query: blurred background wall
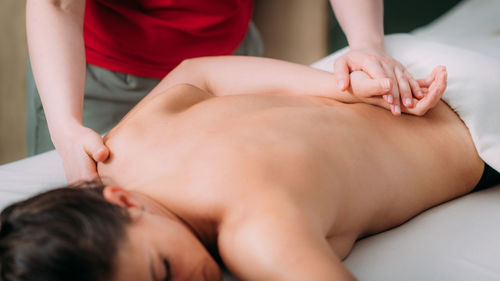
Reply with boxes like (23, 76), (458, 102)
(0, 0), (28, 165)
(0, 0), (462, 165)
(254, 0), (330, 65)
(328, 0), (464, 52)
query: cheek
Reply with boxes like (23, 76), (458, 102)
(112, 232), (154, 281)
(150, 221), (219, 279)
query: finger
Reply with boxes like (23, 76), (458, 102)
(94, 147), (110, 162)
(362, 60), (388, 80)
(417, 66), (443, 87)
(65, 157), (100, 184)
(407, 69), (447, 116)
(405, 70), (423, 99)
(381, 63), (401, 116)
(360, 78), (392, 97)
(83, 137), (110, 162)
(406, 94), (439, 116)
(395, 68), (414, 109)
(333, 57), (350, 91)
(428, 68), (447, 98)
(416, 68), (437, 87)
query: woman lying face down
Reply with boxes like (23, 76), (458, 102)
(0, 56), (496, 281)
(0, 182), (221, 281)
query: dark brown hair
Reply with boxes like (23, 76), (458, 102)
(0, 181), (131, 281)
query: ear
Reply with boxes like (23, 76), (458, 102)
(102, 186), (144, 210)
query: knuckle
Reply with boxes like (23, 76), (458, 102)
(381, 57), (393, 65)
(386, 69), (397, 79)
(365, 52), (377, 59)
(395, 70), (406, 80)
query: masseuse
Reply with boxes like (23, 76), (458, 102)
(26, 0), (420, 182)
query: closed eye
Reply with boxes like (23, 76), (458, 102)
(162, 259), (171, 281)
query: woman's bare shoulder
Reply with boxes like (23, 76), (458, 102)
(99, 84), (214, 186)
(103, 84), (212, 141)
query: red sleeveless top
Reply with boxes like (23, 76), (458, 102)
(84, 0), (253, 78)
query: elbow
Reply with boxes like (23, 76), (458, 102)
(29, 0), (85, 14)
(172, 57), (206, 82)
(170, 58), (200, 81)
(49, 0), (80, 10)
(176, 57), (209, 73)
(175, 58), (197, 73)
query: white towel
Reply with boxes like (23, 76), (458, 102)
(313, 34), (500, 172)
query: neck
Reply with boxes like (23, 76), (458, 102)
(131, 190), (220, 247)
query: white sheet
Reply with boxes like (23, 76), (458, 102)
(1, 0), (500, 280)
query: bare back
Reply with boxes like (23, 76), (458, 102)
(98, 84), (483, 259)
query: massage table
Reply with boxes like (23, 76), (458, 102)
(1, 0), (499, 280)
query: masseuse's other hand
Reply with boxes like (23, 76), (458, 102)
(55, 125), (109, 184)
(350, 66), (447, 116)
(334, 48), (424, 116)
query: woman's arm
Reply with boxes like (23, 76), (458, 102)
(219, 202), (357, 281)
(331, 0), (385, 52)
(27, 0), (86, 142)
(146, 56), (445, 116)
(147, 56), (391, 103)
(27, 0), (109, 182)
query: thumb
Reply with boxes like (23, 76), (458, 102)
(83, 136), (110, 162)
(365, 78), (392, 97)
(333, 58), (350, 91)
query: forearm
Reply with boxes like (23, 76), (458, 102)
(26, 0), (86, 145)
(331, 0), (385, 51)
(149, 56), (361, 104)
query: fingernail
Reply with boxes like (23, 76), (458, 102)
(405, 98), (412, 106)
(388, 95), (394, 103)
(338, 81), (345, 91)
(383, 80), (390, 90)
(417, 91), (423, 97)
(395, 105), (401, 115)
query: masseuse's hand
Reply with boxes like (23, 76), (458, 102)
(349, 65), (447, 116)
(334, 48), (424, 116)
(55, 125), (109, 183)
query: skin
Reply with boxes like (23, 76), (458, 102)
(95, 57), (484, 281)
(332, 0), (424, 116)
(26, 0), (109, 182)
(28, 0), (410, 183)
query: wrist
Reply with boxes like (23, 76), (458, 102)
(49, 119), (84, 147)
(348, 35), (386, 54)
